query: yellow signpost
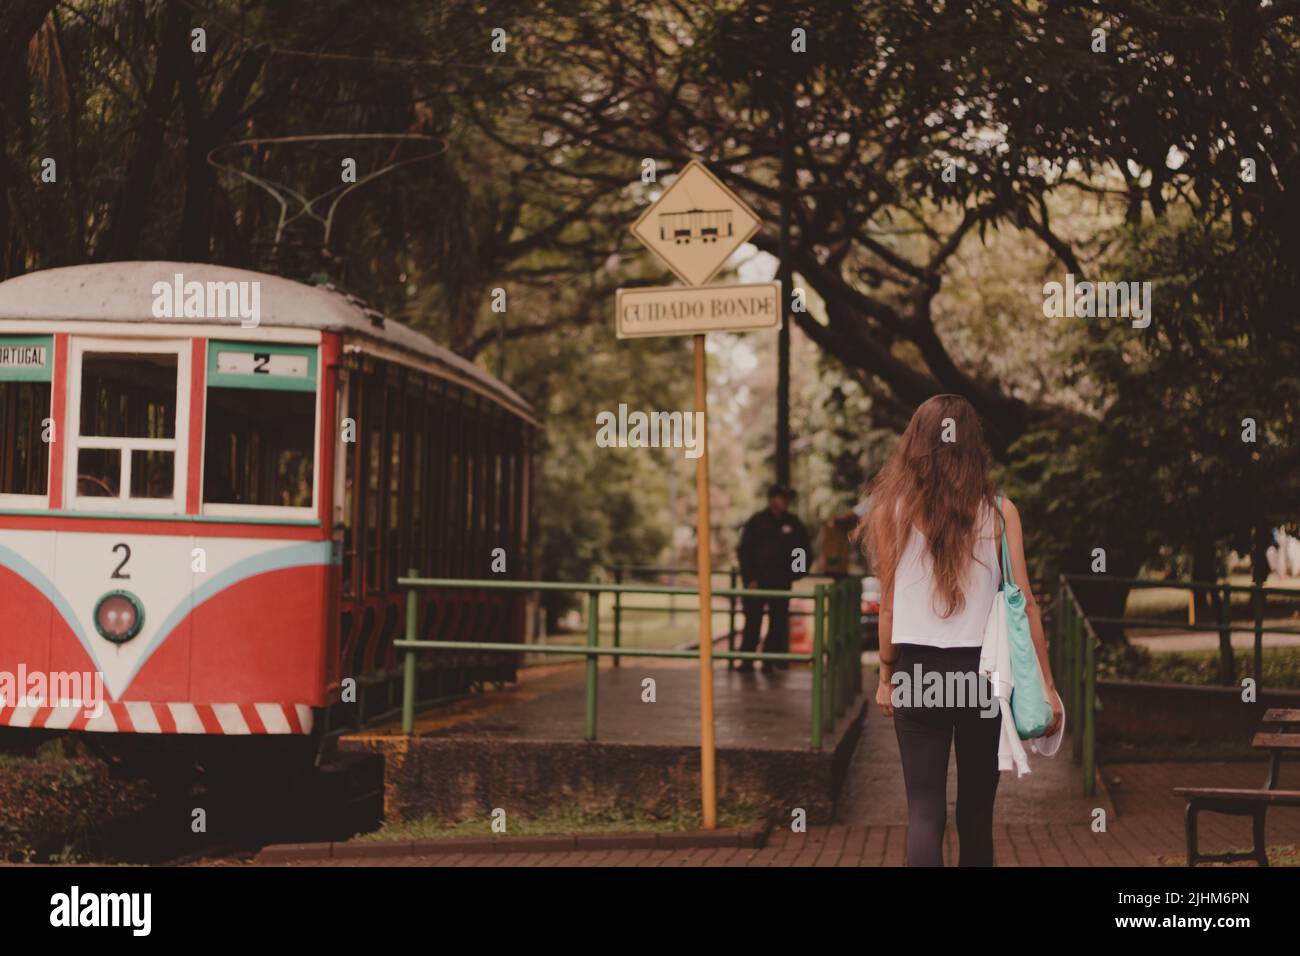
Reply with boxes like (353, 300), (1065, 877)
(622, 160), (777, 829)
(692, 333), (715, 828)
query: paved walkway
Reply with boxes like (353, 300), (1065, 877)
(386, 658), (830, 750)
(837, 673), (1104, 828)
(1131, 627), (1300, 652)
(294, 671), (1300, 867)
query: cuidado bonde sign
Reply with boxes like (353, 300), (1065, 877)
(615, 281), (780, 338)
(617, 159), (780, 338)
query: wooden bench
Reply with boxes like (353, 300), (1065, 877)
(1174, 708), (1300, 866)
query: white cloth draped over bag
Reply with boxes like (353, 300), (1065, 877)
(979, 586), (1065, 777)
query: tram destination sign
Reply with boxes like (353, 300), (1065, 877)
(0, 344), (46, 368)
(215, 349), (310, 378)
(615, 282), (780, 339)
(0, 335), (53, 381)
(208, 340), (317, 392)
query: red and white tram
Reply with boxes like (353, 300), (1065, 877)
(0, 262), (536, 749)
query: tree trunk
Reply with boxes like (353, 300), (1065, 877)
(0, 0), (59, 278)
(96, 0), (189, 261)
(176, 49), (266, 261)
(1194, 539), (1233, 684)
(1251, 522), (1272, 685)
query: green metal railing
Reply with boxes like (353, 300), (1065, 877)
(1064, 575), (1300, 690)
(606, 565), (854, 670)
(1054, 573), (1300, 797)
(1054, 576), (1099, 797)
(395, 572), (864, 750)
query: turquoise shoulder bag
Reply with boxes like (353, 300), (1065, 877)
(995, 497), (1054, 739)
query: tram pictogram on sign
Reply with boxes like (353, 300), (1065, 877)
(658, 208), (734, 245)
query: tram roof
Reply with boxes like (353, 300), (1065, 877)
(0, 261), (536, 424)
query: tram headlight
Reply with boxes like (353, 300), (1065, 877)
(94, 591), (144, 643)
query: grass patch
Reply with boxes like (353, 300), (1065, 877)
(355, 805), (769, 842)
(1123, 576), (1300, 622)
(1098, 643), (1300, 689)
(532, 574), (834, 655)
(1124, 587), (1199, 619)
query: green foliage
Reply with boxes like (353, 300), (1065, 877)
(1098, 642), (1300, 691)
(508, 321), (691, 619)
(792, 360), (894, 519)
(0, 750), (151, 862)
(1010, 215), (1300, 582)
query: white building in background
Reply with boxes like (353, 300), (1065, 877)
(1267, 529), (1300, 580)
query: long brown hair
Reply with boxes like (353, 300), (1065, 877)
(853, 394), (997, 618)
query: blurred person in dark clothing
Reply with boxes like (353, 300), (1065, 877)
(736, 484), (811, 673)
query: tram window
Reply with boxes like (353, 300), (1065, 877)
(388, 431), (402, 532)
(0, 381), (51, 497)
(76, 448), (120, 497)
(364, 425), (381, 590)
(384, 384), (406, 584)
(130, 449), (175, 499)
(79, 353), (177, 438)
(409, 426), (424, 568)
(72, 349), (181, 506)
(203, 388), (315, 508)
(340, 374), (357, 596)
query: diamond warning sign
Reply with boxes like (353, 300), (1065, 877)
(630, 160), (762, 287)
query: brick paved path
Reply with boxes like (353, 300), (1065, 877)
(302, 779), (1299, 867)
(289, 673), (1300, 867)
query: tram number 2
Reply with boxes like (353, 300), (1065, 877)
(252, 353), (270, 373)
(111, 543), (132, 580)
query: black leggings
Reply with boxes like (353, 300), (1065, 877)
(891, 643), (1001, 866)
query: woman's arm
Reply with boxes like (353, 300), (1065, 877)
(875, 574), (896, 717)
(1000, 498), (1063, 735)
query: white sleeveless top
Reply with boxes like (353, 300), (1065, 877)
(891, 501), (1001, 648)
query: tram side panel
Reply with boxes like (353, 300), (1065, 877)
(329, 350), (536, 701)
(185, 536), (330, 712)
(0, 530), (56, 697)
(0, 525), (330, 733)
